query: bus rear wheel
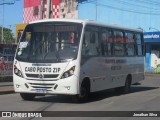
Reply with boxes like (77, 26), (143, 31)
(115, 76), (131, 94)
(20, 93), (36, 101)
(123, 77), (131, 94)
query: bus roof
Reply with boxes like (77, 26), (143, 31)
(29, 19), (143, 33)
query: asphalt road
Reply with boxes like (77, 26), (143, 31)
(0, 75), (160, 120)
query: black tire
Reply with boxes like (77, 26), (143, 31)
(20, 93), (36, 101)
(73, 81), (90, 103)
(123, 78), (131, 94)
(115, 76), (131, 94)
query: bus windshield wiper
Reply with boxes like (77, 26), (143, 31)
(43, 50), (61, 62)
(27, 40), (46, 60)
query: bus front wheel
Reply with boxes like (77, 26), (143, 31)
(73, 80), (90, 103)
(20, 93), (36, 101)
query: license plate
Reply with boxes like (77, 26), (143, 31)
(35, 88), (47, 93)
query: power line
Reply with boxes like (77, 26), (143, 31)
(0, 0), (20, 5)
(98, 3), (160, 15)
(117, 0), (160, 11)
(79, 0), (96, 4)
(81, 0), (160, 15)
(130, 0), (160, 6)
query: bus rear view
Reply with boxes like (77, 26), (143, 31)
(13, 20), (83, 101)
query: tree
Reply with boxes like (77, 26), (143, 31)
(0, 26), (15, 44)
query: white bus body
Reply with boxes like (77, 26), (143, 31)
(13, 19), (145, 102)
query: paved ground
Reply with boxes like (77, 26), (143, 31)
(0, 74), (160, 120)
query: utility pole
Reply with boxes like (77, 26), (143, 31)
(1, 0), (4, 43)
(40, 0), (45, 19)
(47, 0), (52, 19)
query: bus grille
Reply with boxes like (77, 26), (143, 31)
(28, 83), (56, 91)
(26, 74), (59, 78)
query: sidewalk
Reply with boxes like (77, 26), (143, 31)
(145, 73), (160, 77)
(0, 82), (14, 95)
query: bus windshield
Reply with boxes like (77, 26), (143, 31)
(15, 22), (82, 63)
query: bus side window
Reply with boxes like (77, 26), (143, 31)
(82, 31), (90, 56)
(90, 32), (96, 43)
(125, 32), (135, 56)
(107, 30), (113, 56)
(82, 27), (100, 56)
(100, 32), (106, 56)
(113, 31), (125, 56)
(135, 33), (142, 56)
(99, 29), (113, 56)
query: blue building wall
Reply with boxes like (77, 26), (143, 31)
(78, 0), (160, 31)
(145, 44), (151, 70)
(144, 32), (160, 71)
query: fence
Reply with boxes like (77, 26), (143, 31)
(0, 44), (17, 81)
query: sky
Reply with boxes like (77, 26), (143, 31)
(0, 0), (23, 34)
(78, 0), (160, 32)
(1, 0), (160, 35)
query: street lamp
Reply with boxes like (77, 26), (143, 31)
(137, 27), (145, 32)
(149, 27), (159, 32)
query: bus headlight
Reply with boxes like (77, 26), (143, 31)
(14, 65), (23, 78)
(61, 66), (75, 79)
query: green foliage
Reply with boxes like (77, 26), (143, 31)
(156, 64), (160, 73)
(0, 26), (15, 43)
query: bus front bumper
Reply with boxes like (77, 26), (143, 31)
(13, 75), (79, 95)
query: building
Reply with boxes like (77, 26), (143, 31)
(16, 0), (78, 43)
(23, 0), (78, 23)
(144, 32), (160, 72)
